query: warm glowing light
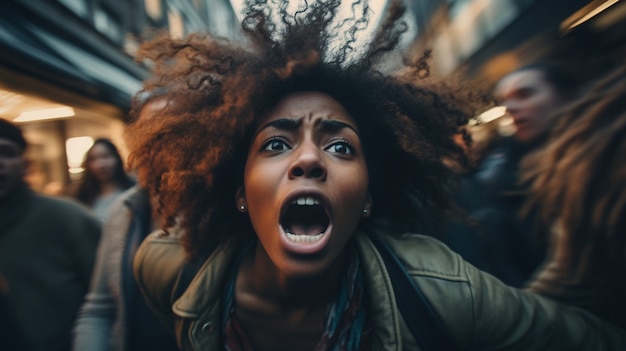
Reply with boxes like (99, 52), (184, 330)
(564, 0), (619, 31)
(479, 106), (506, 123)
(69, 167), (86, 174)
(471, 106), (506, 126)
(66, 136), (94, 170)
(15, 106), (75, 122)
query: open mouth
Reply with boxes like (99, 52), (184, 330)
(281, 196), (329, 243)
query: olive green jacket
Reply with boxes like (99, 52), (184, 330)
(134, 230), (626, 350)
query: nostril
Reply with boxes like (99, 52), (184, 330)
(310, 168), (324, 178)
(292, 167), (305, 177)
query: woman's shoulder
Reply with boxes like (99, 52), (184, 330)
(134, 229), (186, 280)
(376, 232), (468, 282)
(133, 229), (187, 312)
(30, 193), (100, 229)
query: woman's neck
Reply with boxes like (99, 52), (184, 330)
(99, 181), (119, 196)
(232, 243), (349, 350)
(237, 242), (348, 313)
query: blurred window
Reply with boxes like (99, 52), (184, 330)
(145, 0), (163, 21)
(58, 0), (89, 18)
(168, 9), (185, 39)
(94, 7), (123, 44)
(449, 0), (520, 58)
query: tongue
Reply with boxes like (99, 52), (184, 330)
(287, 223), (326, 236)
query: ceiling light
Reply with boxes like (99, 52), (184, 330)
(470, 106), (506, 126)
(14, 106), (75, 122)
(561, 0), (619, 33)
(66, 136), (94, 169)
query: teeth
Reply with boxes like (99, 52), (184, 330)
(286, 232), (324, 243)
(292, 196), (320, 206)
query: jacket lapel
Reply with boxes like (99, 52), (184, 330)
(355, 232), (403, 351)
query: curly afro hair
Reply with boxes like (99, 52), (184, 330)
(125, 0), (475, 261)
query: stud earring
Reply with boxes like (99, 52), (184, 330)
(238, 201), (247, 213)
(363, 209), (368, 214)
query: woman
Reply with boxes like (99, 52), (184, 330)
(522, 65), (626, 328)
(126, 1), (626, 350)
(72, 138), (135, 222)
(73, 97), (177, 351)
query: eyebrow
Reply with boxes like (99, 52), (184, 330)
(256, 118), (359, 136)
(257, 118), (301, 134)
(318, 119), (358, 135)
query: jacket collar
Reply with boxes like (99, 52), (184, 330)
(171, 232), (402, 350)
(354, 231), (403, 350)
(123, 186), (150, 212)
(172, 239), (240, 318)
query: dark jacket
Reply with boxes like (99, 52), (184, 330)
(0, 185), (101, 351)
(134, 228), (626, 350)
(0, 274), (31, 351)
(444, 137), (547, 287)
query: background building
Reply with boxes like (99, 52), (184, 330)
(399, 0), (626, 142)
(0, 0), (240, 194)
(402, 0), (626, 81)
(2, 0), (625, 194)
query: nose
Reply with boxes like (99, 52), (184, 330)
(503, 99), (521, 116)
(288, 142), (327, 181)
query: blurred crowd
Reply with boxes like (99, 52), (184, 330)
(443, 61), (626, 328)
(1, 1), (625, 350)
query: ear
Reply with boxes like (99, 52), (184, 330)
(235, 187), (247, 213)
(362, 192), (373, 218)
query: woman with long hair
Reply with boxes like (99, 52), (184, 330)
(72, 138), (135, 222)
(522, 65), (626, 328)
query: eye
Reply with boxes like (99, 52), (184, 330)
(326, 141), (354, 155)
(515, 87), (535, 99)
(262, 138), (291, 152)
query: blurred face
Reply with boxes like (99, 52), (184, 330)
(494, 69), (565, 144)
(0, 137), (27, 200)
(87, 143), (118, 183)
(241, 92), (372, 277)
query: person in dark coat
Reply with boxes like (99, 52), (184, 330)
(444, 63), (581, 287)
(0, 118), (101, 351)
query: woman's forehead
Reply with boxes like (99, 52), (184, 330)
(258, 91), (357, 127)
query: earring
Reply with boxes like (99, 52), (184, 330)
(363, 209), (368, 214)
(238, 200), (247, 213)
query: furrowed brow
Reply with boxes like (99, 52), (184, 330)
(318, 119), (358, 135)
(256, 118), (301, 135)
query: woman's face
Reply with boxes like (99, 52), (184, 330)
(87, 143), (118, 183)
(242, 91), (371, 277)
(494, 69), (566, 144)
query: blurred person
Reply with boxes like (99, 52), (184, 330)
(0, 273), (30, 351)
(495, 63), (577, 144)
(0, 118), (101, 351)
(72, 96), (177, 351)
(444, 62), (581, 287)
(521, 64), (626, 328)
(127, 1), (626, 349)
(71, 138), (136, 222)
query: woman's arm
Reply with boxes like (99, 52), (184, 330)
(72, 220), (118, 351)
(72, 193), (134, 351)
(466, 256), (626, 350)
